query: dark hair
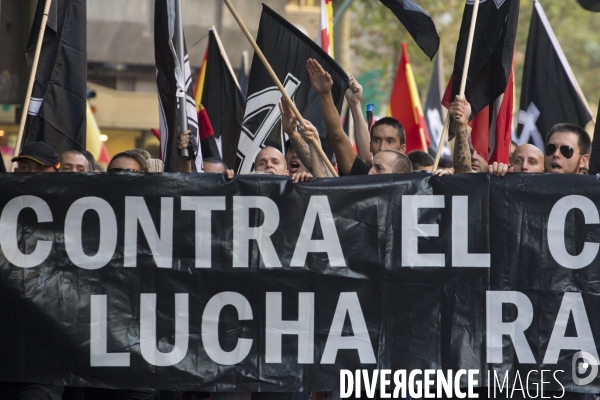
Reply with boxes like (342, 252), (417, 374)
(84, 150), (96, 171)
(284, 139), (292, 153)
(371, 117), (406, 145)
(546, 123), (591, 155)
(94, 163), (105, 172)
(438, 156), (453, 169)
(203, 157), (229, 170)
(108, 150), (149, 172)
(407, 150), (434, 169)
(61, 149), (93, 171)
(379, 149), (413, 173)
(129, 148), (151, 160)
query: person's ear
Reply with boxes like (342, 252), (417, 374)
(580, 154), (590, 168)
(400, 143), (407, 154)
(284, 169), (290, 176)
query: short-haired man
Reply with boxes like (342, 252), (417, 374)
(202, 157), (235, 179)
(307, 58), (408, 176)
(12, 142), (59, 172)
(511, 144), (544, 173)
(544, 123), (590, 174)
(370, 117), (407, 155)
(59, 150), (92, 172)
(407, 150), (434, 172)
(369, 149), (413, 174)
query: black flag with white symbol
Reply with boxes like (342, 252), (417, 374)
(515, 0), (592, 149)
(155, 0), (201, 172)
(23, 0), (87, 154)
(237, 5), (348, 174)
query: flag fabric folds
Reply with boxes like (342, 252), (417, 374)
(379, 0), (439, 60)
(154, 0), (200, 172)
(237, 5), (348, 174)
(23, 0), (87, 154)
(194, 29), (245, 169)
(389, 43), (430, 153)
(514, 0), (592, 150)
(442, 0), (519, 164)
(316, 0), (334, 57)
(577, 0), (600, 11)
(424, 54), (451, 157)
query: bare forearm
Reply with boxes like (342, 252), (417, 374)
(349, 101), (372, 164)
(309, 141), (333, 178)
(288, 131), (313, 173)
(453, 124), (472, 174)
(319, 92), (356, 175)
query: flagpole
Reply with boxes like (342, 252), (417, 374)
(432, 0), (480, 171)
(174, 0), (189, 159)
(222, 0), (339, 178)
(211, 26), (241, 91)
(11, 0), (53, 172)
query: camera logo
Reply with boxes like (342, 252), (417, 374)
(572, 351), (599, 386)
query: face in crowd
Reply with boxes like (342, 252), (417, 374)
(203, 160), (226, 173)
(511, 144), (544, 173)
(59, 151), (91, 172)
(370, 118), (407, 155)
(108, 155), (143, 173)
(470, 147), (488, 173)
(285, 148), (308, 175)
(368, 150), (412, 175)
(544, 128), (590, 174)
(12, 142), (59, 173)
(254, 146), (289, 176)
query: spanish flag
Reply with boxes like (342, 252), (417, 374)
(388, 42), (430, 153)
(316, 0), (334, 57)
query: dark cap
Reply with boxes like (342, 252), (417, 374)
(12, 142), (60, 168)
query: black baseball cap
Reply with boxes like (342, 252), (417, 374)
(12, 142), (60, 169)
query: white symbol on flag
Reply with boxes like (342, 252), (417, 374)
(516, 102), (544, 149)
(237, 74), (300, 174)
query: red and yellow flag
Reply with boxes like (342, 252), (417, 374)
(193, 46), (209, 111)
(389, 42), (430, 153)
(316, 0), (334, 57)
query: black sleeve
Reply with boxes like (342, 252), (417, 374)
(348, 156), (371, 175)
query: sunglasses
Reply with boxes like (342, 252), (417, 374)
(107, 168), (140, 173)
(544, 144), (577, 159)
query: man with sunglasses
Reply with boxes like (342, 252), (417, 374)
(544, 123), (590, 174)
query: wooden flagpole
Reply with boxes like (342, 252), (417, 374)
(11, 0), (53, 172)
(432, 0), (480, 171)
(222, 0), (339, 177)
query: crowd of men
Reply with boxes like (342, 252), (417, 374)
(4, 58), (594, 400)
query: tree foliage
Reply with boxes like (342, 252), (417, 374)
(350, 0), (600, 115)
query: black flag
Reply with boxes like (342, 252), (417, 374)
(424, 54), (450, 157)
(577, 0), (600, 11)
(198, 29), (245, 169)
(236, 5), (348, 174)
(443, 0), (519, 117)
(514, 0), (592, 149)
(589, 99), (600, 174)
(154, 0), (200, 172)
(23, 0), (86, 154)
(379, 0), (440, 60)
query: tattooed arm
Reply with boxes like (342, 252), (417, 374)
(279, 100), (313, 173)
(298, 120), (333, 178)
(449, 96), (473, 174)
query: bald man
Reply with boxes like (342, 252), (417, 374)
(488, 144), (545, 176)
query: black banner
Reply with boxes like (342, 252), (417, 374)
(0, 173), (600, 394)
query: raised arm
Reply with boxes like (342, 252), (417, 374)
(345, 76), (372, 165)
(279, 100), (312, 173)
(298, 120), (333, 178)
(307, 58), (357, 176)
(448, 96), (472, 174)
